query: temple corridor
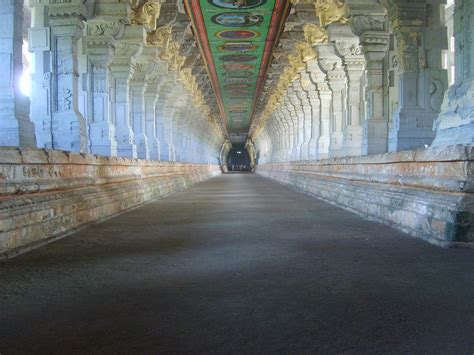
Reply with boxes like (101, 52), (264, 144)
(1, 174), (473, 354)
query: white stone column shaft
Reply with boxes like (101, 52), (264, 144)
(48, 2), (90, 152)
(432, 0), (474, 146)
(0, 0), (36, 148)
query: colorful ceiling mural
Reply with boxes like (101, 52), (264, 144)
(185, 0), (289, 135)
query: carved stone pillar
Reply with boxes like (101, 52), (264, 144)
(268, 115), (279, 162)
(296, 77), (312, 160)
(301, 70), (320, 160)
(48, 1), (90, 152)
(0, 0), (36, 148)
(342, 55), (365, 157)
(130, 66), (149, 159)
(272, 111), (281, 162)
(350, 12), (390, 155)
(277, 108), (291, 162)
(110, 27), (144, 158)
(289, 85), (304, 160)
(171, 98), (186, 162)
(29, 0), (51, 148)
(317, 43), (346, 158)
(384, 0), (448, 151)
(282, 93), (297, 161)
(162, 100), (175, 161)
(284, 100), (297, 161)
(308, 60), (332, 159)
(155, 96), (166, 159)
(432, 0), (473, 146)
(330, 26), (365, 157)
(84, 17), (123, 157)
(144, 78), (160, 160)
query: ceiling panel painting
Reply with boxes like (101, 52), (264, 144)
(185, 0), (289, 135)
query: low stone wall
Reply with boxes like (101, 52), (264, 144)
(0, 148), (220, 258)
(257, 145), (473, 246)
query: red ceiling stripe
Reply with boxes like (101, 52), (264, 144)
(184, 0), (228, 133)
(249, 0), (290, 132)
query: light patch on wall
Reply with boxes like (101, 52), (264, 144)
(20, 40), (31, 97)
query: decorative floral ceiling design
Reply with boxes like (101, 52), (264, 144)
(185, 0), (289, 136)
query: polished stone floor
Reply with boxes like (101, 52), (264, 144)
(0, 174), (473, 354)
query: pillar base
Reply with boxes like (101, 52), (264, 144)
(117, 143), (137, 158)
(343, 125), (363, 157)
(363, 118), (388, 155)
(329, 132), (344, 158)
(160, 143), (175, 161)
(318, 136), (330, 160)
(308, 138), (318, 160)
(300, 143), (310, 161)
(51, 111), (88, 153)
(389, 111), (437, 152)
(89, 122), (118, 157)
(135, 134), (150, 160)
(148, 138), (160, 161)
(0, 117), (36, 148)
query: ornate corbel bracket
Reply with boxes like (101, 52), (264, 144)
(315, 0), (348, 28)
(304, 23), (329, 45)
(130, 0), (162, 31)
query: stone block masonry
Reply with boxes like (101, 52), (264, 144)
(257, 145), (473, 247)
(0, 147), (220, 258)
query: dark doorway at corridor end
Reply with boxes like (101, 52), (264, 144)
(227, 144), (252, 172)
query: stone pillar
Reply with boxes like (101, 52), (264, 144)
(172, 102), (184, 162)
(308, 61), (332, 160)
(288, 86), (304, 160)
(273, 117), (283, 162)
(296, 77), (312, 160)
(317, 43), (346, 158)
(350, 13), (390, 155)
(283, 93), (297, 161)
(432, 0), (474, 146)
(162, 100), (175, 161)
(109, 27), (144, 158)
(282, 104), (294, 161)
(155, 96), (166, 160)
(269, 116), (279, 161)
(130, 72), (149, 159)
(0, 0), (36, 148)
(385, 0), (448, 151)
(279, 110), (288, 162)
(145, 78), (160, 160)
(110, 65), (136, 158)
(331, 27), (365, 157)
(87, 54), (118, 156)
(48, 1), (91, 152)
(84, 18), (123, 157)
(275, 109), (286, 161)
(29, 0), (51, 148)
(343, 57), (365, 156)
(301, 70), (320, 160)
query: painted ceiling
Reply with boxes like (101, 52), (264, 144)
(185, 0), (289, 139)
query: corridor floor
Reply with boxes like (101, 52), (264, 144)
(0, 174), (473, 354)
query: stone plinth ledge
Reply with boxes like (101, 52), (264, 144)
(257, 145), (473, 247)
(0, 147), (220, 258)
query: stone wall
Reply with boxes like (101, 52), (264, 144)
(0, 147), (220, 258)
(256, 145), (473, 247)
